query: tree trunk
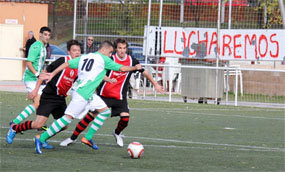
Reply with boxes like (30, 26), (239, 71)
(189, 1), (200, 27)
(52, 0), (58, 40)
(123, 1), (130, 32)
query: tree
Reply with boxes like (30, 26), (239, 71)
(254, 0), (283, 28)
(51, 0), (73, 40)
(112, 0), (147, 36)
(188, 0), (203, 27)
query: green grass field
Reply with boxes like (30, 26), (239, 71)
(0, 91), (284, 171)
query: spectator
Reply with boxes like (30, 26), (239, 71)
(20, 31), (36, 58)
(86, 36), (99, 54)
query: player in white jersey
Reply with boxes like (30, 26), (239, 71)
(34, 41), (142, 154)
(60, 38), (164, 148)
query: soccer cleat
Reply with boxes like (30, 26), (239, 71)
(60, 138), (76, 147)
(10, 122), (24, 135)
(6, 123), (16, 144)
(41, 125), (48, 131)
(112, 130), (124, 147)
(42, 141), (53, 149)
(34, 135), (43, 154)
(37, 125), (48, 132)
(81, 137), (98, 150)
(9, 122), (24, 135)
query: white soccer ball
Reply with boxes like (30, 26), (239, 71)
(127, 142), (144, 159)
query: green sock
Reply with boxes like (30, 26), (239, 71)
(40, 115), (72, 143)
(13, 105), (35, 124)
(85, 109), (111, 140)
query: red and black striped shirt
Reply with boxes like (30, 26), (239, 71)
(98, 54), (140, 100)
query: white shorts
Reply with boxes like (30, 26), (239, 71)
(65, 91), (107, 119)
(24, 81), (45, 94)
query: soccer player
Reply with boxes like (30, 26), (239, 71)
(60, 38), (163, 148)
(6, 27), (51, 130)
(6, 40), (81, 147)
(34, 41), (142, 154)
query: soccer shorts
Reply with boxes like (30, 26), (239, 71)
(24, 81), (45, 94)
(65, 91), (107, 119)
(36, 93), (66, 120)
(101, 96), (129, 117)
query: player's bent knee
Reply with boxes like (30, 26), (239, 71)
(100, 107), (109, 112)
(120, 112), (129, 117)
(33, 96), (41, 109)
(33, 102), (40, 109)
(65, 114), (74, 120)
(61, 126), (68, 131)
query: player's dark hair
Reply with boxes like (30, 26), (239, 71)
(99, 40), (114, 50)
(40, 26), (51, 33)
(67, 39), (81, 51)
(114, 38), (128, 49)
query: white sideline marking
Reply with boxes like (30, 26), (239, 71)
(1, 128), (284, 152)
(0, 137), (281, 153)
(224, 127), (236, 130)
(0, 137), (283, 153)
(131, 108), (285, 120)
(132, 106), (285, 112)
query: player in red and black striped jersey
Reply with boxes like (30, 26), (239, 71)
(6, 40), (81, 146)
(60, 38), (164, 147)
(99, 51), (142, 100)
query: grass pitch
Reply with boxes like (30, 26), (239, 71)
(0, 91), (284, 171)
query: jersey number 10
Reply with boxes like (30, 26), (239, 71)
(81, 59), (94, 72)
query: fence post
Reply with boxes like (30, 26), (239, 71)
(73, 0), (77, 39)
(228, 0), (232, 29)
(225, 0), (233, 105)
(216, 0), (222, 105)
(180, 0), (184, 24)
(235, 69), (238, 106)
(143, 0), (153, 99)
(279, 0), (285, 29)
(225, 62), (229, 105)
(83, 0), (89, 54)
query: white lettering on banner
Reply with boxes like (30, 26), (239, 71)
(144, 26), (285, 61)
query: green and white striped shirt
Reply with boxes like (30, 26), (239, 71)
(23, 41), (46, 82)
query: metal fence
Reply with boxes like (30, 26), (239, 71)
(0, 1), (284, 107)
(71, 0), (285, 107)
(0, 0), (278, 108)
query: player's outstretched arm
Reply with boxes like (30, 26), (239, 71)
(40, 62), (69, 83)
(142, 70), (164, 94)
(120, 64), (142, 72)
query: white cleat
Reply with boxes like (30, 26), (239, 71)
(60, 138), (76, 147)
(112, 130), (124, 147)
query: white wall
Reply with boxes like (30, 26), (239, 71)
(0, 24), (24, 80)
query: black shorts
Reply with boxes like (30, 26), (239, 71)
(101, 96), (129, 117)
(36, 93), (67, 120)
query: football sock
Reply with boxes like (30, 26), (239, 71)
(115, 116), (129, 135)
(85, 109), (111, 140)
(12, 120), (32, 133)
(12, 105), (35, 124)
(40, 115), (72, 143)
(71, 112), (94, 140)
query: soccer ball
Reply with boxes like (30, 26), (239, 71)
(127, 142), (144, 159)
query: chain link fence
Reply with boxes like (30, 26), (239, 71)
(73, 0), (285, 107)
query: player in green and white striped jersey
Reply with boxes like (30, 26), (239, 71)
(34, 41), (142, 154)
(6, 27), (51, 143)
